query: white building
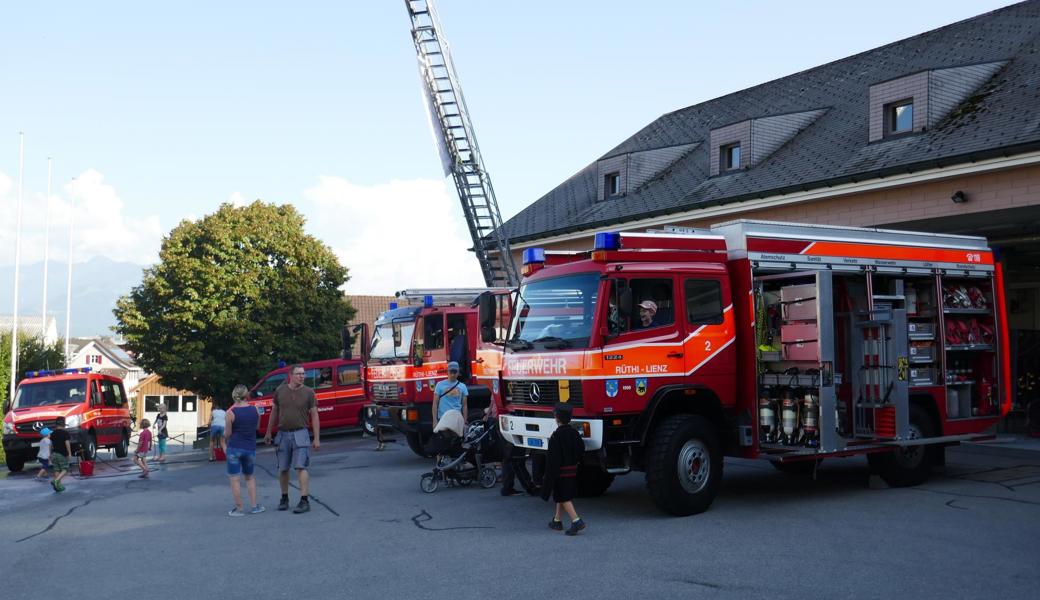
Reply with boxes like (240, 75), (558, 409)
(0, 315), (59, 346)
(67, 337), (147, 398)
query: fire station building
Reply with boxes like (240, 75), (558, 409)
(501, 1), (1040, 411)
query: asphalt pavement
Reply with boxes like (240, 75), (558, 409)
(1, 432), (1039, 600)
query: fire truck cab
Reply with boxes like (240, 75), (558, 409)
(492, 220), (1010, 516)
(2, 368), (132, 472)
(363, 288), (509, 457)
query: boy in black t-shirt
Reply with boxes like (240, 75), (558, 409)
(541, 403), (587, 535)
(49, 417), (72, 493)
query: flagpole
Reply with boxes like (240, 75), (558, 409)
(9, 132), (25, 401)
(64, 178), (75, 366)
(42, 157), (53, 329)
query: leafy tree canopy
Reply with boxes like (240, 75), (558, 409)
(114, 201), (355, 400)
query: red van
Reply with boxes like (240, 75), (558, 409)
(248, 358), (368, 435)
(2, 368), (132, 472)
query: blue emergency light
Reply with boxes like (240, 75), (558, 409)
(389, 302), (398, 310)
(522, 248), (546, 265)
(424, 295), (434, 308)
(594, 232), (621, 251)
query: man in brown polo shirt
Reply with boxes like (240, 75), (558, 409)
(263, 364), (320, 513)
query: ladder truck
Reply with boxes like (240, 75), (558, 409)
(405, 0), (519, 287)
(363, 288), (510, 457)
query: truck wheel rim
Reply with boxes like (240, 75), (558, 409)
(677, 440), (710, 494)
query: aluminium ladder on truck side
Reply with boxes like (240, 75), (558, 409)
(395, 287), (509, 307)
(405, 0), (520, 287)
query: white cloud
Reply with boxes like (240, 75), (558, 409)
(300, 176), (485, 295)
(0, 169), (162, 266)
(228, 191), (248, 208)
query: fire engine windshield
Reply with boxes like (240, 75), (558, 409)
(13, 380), (88, 408)
(370, 319), (415, 360)
(508, 272), (601, 350)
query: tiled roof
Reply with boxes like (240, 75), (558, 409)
(502, 1), (1040, 243)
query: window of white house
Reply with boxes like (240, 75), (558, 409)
(163, 395), (180, 412)
(182, 396), (198, 412)
(886, 99), (913, 135)
(721, 143), (741, 171)
(603, 172), (621, 199)
(145, 395), (161, 412)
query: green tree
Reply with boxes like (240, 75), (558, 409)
(0, 331), (67, 407)
(113, 201), (355, 400)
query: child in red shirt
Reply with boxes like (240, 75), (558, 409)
(134, 419), (152, 479)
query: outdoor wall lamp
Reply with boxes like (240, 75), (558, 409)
(950, 190), (968, 203)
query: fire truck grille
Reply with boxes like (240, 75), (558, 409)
(506, 380), (583, 408)
(16, 419), (60, 434)
(371, 383), (400, 402)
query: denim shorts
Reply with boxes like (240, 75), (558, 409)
(226, 448), (256, 477)
(38, 458), (52, 472)
(275, 429), (310, 472)
(210, 426), (225, 439)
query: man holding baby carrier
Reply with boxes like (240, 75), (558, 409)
(431, 361), (468, 436)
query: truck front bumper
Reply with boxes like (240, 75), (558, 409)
(364, 404), (431, 435)
(498, 414), (603, 451)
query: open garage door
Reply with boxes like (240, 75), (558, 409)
(887, 206), (1040, 432)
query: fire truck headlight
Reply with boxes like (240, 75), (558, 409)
(65, 415), (81, 429)
(400, 409), (408, 421)
(2, 421), (13, 435)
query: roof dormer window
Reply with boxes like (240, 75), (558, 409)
(604, 172), (621, 199)
(721, 143), (741, 171)
(886, 99), (913, 136)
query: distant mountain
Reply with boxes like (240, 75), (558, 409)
(0, 257), (147, 337)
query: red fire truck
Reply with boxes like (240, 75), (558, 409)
(3, 368), (132, 471)
(363, 288), (508, 457)
(247, 358), (366, 435)
(490, 220), (1010, 515)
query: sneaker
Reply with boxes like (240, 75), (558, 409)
(51, 480), (58, 492)
(250, 505), (266, 515)
(228, 507), (245, 517)
(277, 497), (290, 511)
(293, 499), (310, 514)
(138, 473), (149, 479)
(565, 519), (586, 536)
(548, 519), (563, 531)
(55, 482), (65, 493)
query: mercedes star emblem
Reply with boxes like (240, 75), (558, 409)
(529, 382), (541, 403)
(34, 421), (44, 431)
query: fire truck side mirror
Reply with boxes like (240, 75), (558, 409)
(480, 325), (495, 344)
(619, 288), (634, 318)
(477, 293), (496, 330)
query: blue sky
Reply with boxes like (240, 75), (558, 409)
(0, 0), (1018, 293)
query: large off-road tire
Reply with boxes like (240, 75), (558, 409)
(645, 415), (723, 516)
(114, 430), (130, 458)
(576, 465), (615, 497)
(868, 405), (936, 487)
(5, 453), (26, 472)
(406, 432), (435, 458)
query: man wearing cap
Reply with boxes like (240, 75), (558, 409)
(432, 361), (469, 432)
(635, 300), (661, 329)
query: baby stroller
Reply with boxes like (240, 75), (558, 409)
(420, 418), (499, 493)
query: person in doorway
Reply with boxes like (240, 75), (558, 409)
(209, 402), (227, 461)
(134, 418), (152, 479)
(49, 418), (72, 492)
(154, 403), (169, 463)
(225, 385), (264, 516)
(264, 364), (320, 514)
(34, 428), (54, 482)
(542, 403), (586, 535)
(635, 300), (661, 329)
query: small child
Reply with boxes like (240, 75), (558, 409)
(135, 418), (152, 479)
(49, 418), (72, 493)
(541, 403), (587, 535)
(34, 427), (54, 482)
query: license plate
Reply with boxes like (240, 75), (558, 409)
(528, 437), (543, 448)
(379, 409), (389, 418)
